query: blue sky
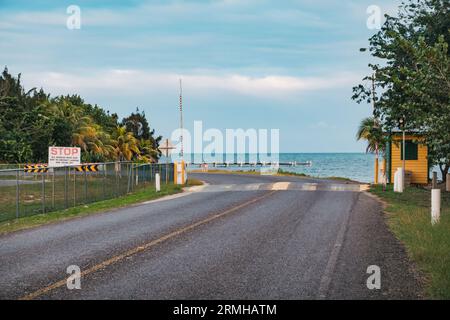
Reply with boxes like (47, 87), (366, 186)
(0, 0), (401, 152)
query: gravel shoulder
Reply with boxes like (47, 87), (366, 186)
(328, 192), (424, 299)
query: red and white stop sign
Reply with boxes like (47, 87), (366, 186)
(48, 146), (81, 167)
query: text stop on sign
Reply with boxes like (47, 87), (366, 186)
(48, 146), (81, 167)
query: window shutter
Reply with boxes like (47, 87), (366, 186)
(401, 141), (418, 160)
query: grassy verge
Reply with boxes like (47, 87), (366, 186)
(276, 169), (354, 182)
(190, 169), (262, 175)
(370, 185), (450, 299)
(0, 180), (202, 236)
(190, 168), (354, 182)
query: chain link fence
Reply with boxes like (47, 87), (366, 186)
(0, 162), (174, 223)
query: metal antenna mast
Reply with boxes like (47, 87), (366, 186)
(179, 79), (184, 159)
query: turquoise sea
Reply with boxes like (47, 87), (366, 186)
(179, 153), (376, 183)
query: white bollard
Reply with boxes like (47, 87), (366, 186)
(396, 168), (404, 193)
(155, 173), (161, 192)
(431, 188), (441, 225)
(393, 169), (398, 192)
(394, 168), (404, 193)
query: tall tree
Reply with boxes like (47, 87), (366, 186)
(0, 67), (162, 164)
(352, 0), (450, 180)
(121, 108), (161, 161)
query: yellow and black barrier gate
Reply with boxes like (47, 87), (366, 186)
(75, 164), (99, 172)
(24, 164), (48, 173)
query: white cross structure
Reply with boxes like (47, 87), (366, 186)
(159, 139), (176, 159)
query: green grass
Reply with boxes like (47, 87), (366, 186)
(370, 185), (450, 299)
(0, 171), (133, 222)
(190, 169), (261, 175)
(0, 181), (201, 236)
(276, 169), (355, 182)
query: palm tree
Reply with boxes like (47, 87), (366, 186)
(356, 117), (386, 154)
(45, 98), (84, 124)
(357, 117), (387, 184)
(112, 126), (140, 161)
(73, 122), (115, 161)
(138, 138), (158, 163)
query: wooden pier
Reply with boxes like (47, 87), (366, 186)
(187, 161), (312, 167)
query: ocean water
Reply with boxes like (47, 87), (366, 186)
(178, 153), (376, 183)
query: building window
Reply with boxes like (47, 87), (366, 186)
(400, 140), (418, 160)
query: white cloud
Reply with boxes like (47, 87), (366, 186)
(23, 69), (360, 99)
(0, 0), (329, 30)
(308, 121), (339, 130)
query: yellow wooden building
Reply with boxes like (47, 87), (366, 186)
(385, 133), (429, 185)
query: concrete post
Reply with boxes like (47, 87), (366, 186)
(155, 173), (161, 192)
(135, 166), (139, 186)
(394, 168), (404, 193)
(431, 189), (441, 225)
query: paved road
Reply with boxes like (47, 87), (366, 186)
(0, 173), (422, 299)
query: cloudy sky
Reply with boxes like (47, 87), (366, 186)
(0, 0), (400, 152)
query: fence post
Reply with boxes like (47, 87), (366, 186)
(130, 163), (134, 191)
(129, 163), (132, 192)
(52, 169), (55, 209)
(16, 169), (20, 219)
(73, 168), (76, 206)
(41, 172), (46, 213)
(103, 164), (107, 200)
(135, 164), (139, 187)
(127, 163), (131, 193)
(145, 164), (148, 184)
(165, 163), (169, 184)
(116, 163), (119, 196)
(132, 163), (134, 191)
(64, 166), (68, 209)
(84, 170), (88, 203)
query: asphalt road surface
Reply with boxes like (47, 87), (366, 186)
(0, 173), (422, 300)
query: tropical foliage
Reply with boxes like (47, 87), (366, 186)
(353, 0), (450, 179)
(0, 68), (161, 163)
(356, 117), (386, 154)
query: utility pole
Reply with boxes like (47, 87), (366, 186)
(372, 72), (379, 185)
(402, 117), (406, 189)
(398, 115), (406, 191)
(179, 79), (184, 160)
